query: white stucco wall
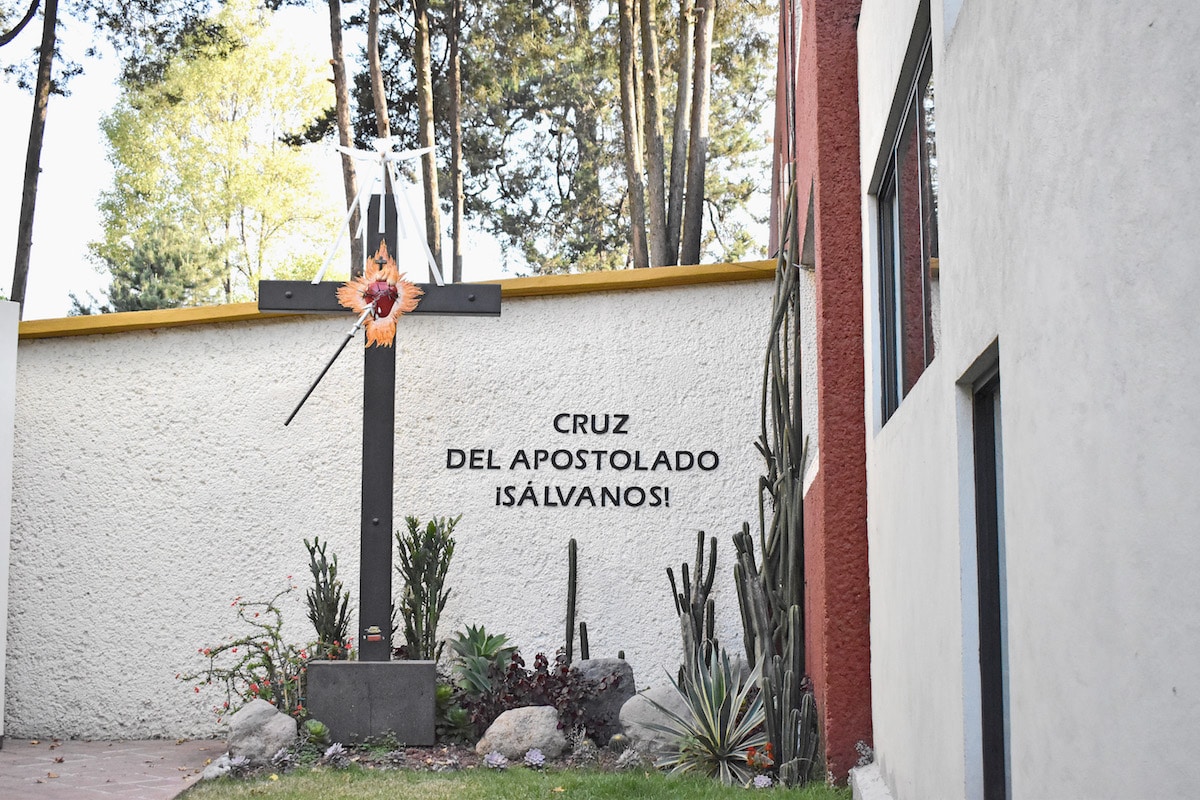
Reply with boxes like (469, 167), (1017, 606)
(0, 301), (17, 742)
(4, 275), (821, 740)
(860, 1), (1200, 798)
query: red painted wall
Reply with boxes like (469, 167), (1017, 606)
(777, 0), (872, 781)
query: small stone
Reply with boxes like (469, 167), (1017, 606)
(201, 754), (232, 781)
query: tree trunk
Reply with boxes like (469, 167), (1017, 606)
(639, 0), (667, 267)
(328, 0), (364, 277)
(368, 0), (391, 140)
(448, 0), (464, 282)
(569, 0), (601, 254)
(618, 0), (648, 268)
(413, 0), (442, 270)
(679, 0), (713, 266)
(10, 0), (57, 318)
(666, 0), (693, 265)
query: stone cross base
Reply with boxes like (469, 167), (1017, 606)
(305, 661), (436, 746)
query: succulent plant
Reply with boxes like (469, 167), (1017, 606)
(303, 718), (331, 745)
(483, 750), (509, 770)
(322, 742), (350, 768)
(731, 188), (820, 787)
(644, 648), (767, 786)
(523, 748), (545, 768)
(304, 538), (351, 661)
(667, 531), (718, 676)
(395, 515), (458, 661)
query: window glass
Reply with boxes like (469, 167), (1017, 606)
(878, 40), (939, 421)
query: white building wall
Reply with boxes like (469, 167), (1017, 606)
(0, 301), (18, 744)
(4, 276), (819, 740)
(860, 1), (1200, 798)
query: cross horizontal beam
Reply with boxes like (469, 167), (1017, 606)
(258, 280), (501, 316)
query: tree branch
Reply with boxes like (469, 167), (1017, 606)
(0, 0), (40, 48)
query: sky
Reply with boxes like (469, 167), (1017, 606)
(0, 6), (509, 320)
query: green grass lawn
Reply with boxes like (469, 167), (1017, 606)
(181, 766), (852, 800)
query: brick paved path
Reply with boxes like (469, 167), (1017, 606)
(0, 738), (223, 799)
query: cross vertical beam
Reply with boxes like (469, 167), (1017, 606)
(258, 191), (499, 666)
(358, 191), (399, 662)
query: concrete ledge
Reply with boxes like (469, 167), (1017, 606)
(850, 762), (896, 800)
(305, 660), (436, 746)
(18, 261), (775, 340)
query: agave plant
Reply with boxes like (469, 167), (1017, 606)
(645, 649), (768, 786)
(448, 624), (517, 695)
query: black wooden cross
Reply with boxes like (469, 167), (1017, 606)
(258, 189), (501, 661)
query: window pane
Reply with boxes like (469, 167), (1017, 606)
(897, 90), (926, 395)
(919, 60), (940, 367)
(876, 38), (940, 423)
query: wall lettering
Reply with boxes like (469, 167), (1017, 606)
(445, 414), (720, 508)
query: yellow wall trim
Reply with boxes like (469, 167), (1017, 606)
(18, 261), (776, 340)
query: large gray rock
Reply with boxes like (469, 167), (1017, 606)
(228, 699), (297, 763)
(476, 706), (567, 759)
(570, 657), (636, 742)
(619, 682), (690, 756)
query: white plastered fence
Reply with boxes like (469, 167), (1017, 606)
(1, 301), (17, 745)
(5, 268), (818, 740)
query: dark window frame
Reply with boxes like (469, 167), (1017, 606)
(873, 16), (939, 423)
(972, 367), (1008, 800)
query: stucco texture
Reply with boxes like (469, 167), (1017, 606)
(5, 278), (804, 740)
(860, 0), (1200, 798)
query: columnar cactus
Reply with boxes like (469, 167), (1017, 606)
(566, 537), (578, 664)
(667, 530), (718, 674)
(732, 187), (820, 786)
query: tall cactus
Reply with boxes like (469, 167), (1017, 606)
(732, 182), (820, 786)
(667, 530), (718, 674)
(395, 515), (458, 661)
(565, 537), (578, 664)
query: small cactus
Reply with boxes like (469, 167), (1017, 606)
(668, 530), (719, 674)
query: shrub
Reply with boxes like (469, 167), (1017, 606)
(180, 584), (309, 720)
(459, 648), (617, 737)
(435, 682), (475, 743)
